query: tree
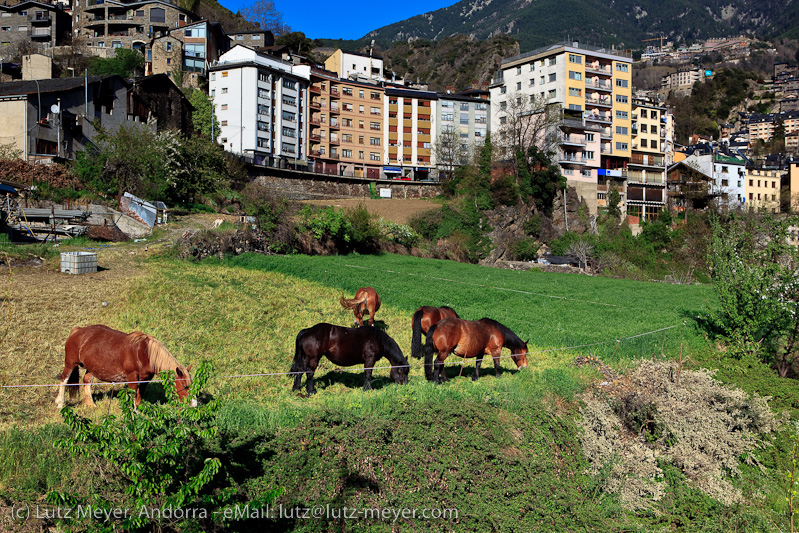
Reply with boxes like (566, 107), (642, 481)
(275, 31), (316, 58)
(515, 145), (566, 216)
(433, 125), (460, 188)
(606, 186), (622, 221)
(495, 92), (560, 163)
(239, 0), (291, 36)
(186, 88), (219, 141)
(87, 48), (144, 77)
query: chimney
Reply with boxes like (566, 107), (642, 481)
(573, 41), (579, 48)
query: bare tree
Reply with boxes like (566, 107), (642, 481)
(567, 238), (594, 272)
(495, 92), (561, 162)
(239, 0), (291, 36)
(433, 125), (460, 182)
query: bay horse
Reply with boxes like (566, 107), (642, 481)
(56, 325), (194, 408)
(340, 287), (381, 326)
(410, 305), (460, 360)
(424, 317), (528, 383)
(291, 323), (408, 395)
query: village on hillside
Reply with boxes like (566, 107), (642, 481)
(0, 0), (798, 236)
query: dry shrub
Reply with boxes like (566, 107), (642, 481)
(579, 359), (777, 510)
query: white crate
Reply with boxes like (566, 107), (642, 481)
(61, 252), (97, 275)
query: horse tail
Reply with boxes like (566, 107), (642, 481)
(339, 294), (363, 310)
(423, 323), (438, 381)
(410, 308), (425, 359)
(66, 365), (80, 398)
(290, 329), (307, 374)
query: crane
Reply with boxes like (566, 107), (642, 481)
(642, 36), (666, 53)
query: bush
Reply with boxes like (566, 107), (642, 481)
(408, 208), (443, 241)
(379, 219), (420, 248)
(297, 204), (378, 253)
(523, 214), (542, 238)
(512, 238), (538, 261)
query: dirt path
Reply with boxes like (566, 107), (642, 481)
(301, 198), (439, 224)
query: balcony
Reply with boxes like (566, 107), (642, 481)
(310, 101), (322, 110)
(629, 154), (665, 168)
(309, 118), (321, 126)
(329, 87), (340, 98)
(328, 121), (340, 130)
(30, 27), (52, 38)
(560, 135), (586, 147)
(557, 154), (588, 165)
(585, 97), (613, 108)
(329, 137), (340, 145)
(585, 64), (612, 76)
(600, 146), (613, 154)
(585, 113), (612, 124)
(585, 80), (612, 92)
(600, 129), (613, 140)
(660, 130), (666, 138)
(329, 104), (340, 114)
(328, 151), (339, 160)
(310, 85), (321, 94)
(309, 150), (322, 157)
(310, 134), (321, 142)
(29, 13), (51, 23)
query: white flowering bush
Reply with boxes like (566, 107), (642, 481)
(378, 219), (420, 248)
(708, 212), (799, 373)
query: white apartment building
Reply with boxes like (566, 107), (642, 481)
(434, 92), (490, 173)
(324, 49), (384, 83)
(681, 151), (747, 207)
(209, 45), (310, 166)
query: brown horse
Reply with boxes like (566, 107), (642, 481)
(410, 305), (459, 360)
(56, 325), (194, 408)
(340, 287), (381, 326)
(424, 317), (528, 383)
(291, 323), (408, 395)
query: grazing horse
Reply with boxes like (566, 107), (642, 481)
(424, 317), (528, 383)
(291, 323), (408, 395)
(339, 287), (381, 326)
(410, 305), (460, 360)
(56, 325), (194, 408)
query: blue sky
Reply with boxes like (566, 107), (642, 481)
(218, 0), (456, 41)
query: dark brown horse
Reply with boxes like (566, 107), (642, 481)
(410, 305), (459, 360)
(424, 318), (528, 383)
(56, 325), (194, 408)
(291, 323), (408, 395)
(340, 287), (381, 326)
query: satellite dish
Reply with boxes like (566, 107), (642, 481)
(50, 103), (60, 114)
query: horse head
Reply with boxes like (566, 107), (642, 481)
(512, 342), (529, 369)
(175, 364), (197, 406)
(390, 363), (409, 385)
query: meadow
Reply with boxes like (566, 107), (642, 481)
(0, 248), (795, 532)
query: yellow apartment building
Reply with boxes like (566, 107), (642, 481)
(746, 167), (783, 212)
(384, 87), (436, 180)
(626, 98), (667, 221)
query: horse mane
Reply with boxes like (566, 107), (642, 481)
(130, 332), (190, 381)
(376, 328), (408, 367)
(480, 318), (526, 352)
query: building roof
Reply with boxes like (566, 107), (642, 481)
(0, 75), (127, 97)
(337, 49), (384, 62)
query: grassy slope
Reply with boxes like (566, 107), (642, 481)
(0, 252), (793, 531)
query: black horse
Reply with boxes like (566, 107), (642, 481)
(290, 323), (409, 394)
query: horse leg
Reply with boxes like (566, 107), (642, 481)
(82, 372), (96, 406)
(292, 370), (304, 392)
(363, 366), (374, 391)
(305, 360), (319, 395)
(433, 353), (446, 384)
(55, 365), (77, 409)
(473, 355), (484, 381)
(491, 350), (502, 377)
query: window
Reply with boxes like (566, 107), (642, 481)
(616, 79), (628, 88)
(282, 79), (296, 90)
(616, 110), (628, 119)
(135, 9), (144, 16)
(283, 95), (296, 106)
(722, 179), (729, 187)
(616, 63), (629, 72)
(165, 42), (172, 51)
(499, 101), (506, 110)
(500, 86), (507, 94)
(358, 135), (364, 144)
(640, 139), (647, 148)
(343, 87), (353, 96)
(549, 58), (556, 66)
(221, 138), (227, 144)
(221, 104), (228, 110)
(257, 137), (269, 148)
(651, 125), (658, 134)
(259, 72), (268, 82)
(616, 126), (628, 135)
(584, 151), (594, 159)
(282, 111), (296, 122)
(0, 26), (9, 31)
(149, 7), (165, 22)
(282, 143), (295, 154)
(343, 103), (353, 111)
(499, 116), (507, 125)
(586, 133), (594, 142)
(460, 115), (469, 124)
(616, 142), (628, 151)
(516, 66), (522, 74)
(221, 120), (228, 126)
(258, 88), (268, 99)
(371, 91), (380, 100)
(517, 82), (522, 90)
(616, 95), (628, 103)
(640, 124), (647, 133)
(370, 106), (380, 115)
(460, 103), (469, 111)
(252, 34), (261, 40)
(548, 89), (556, 98)
(113, 41), (123, 49)
(569, 88), (582, 97)
(721, 166), (728, 173)
(569, 54), (582, 64)
(358, 151), (364, 159)
(442, 113), (454, 121)
(257, 104), (269, 115)
(516, 97), (522, 105)
(568, 71), (582, 80)
(548, 73), (556, 82)
(370, 122), (380, 130)
(222, 71), (228, 78)
(370, 152), (381, 161)
(475, 103), (487, 110)
(342, 118), (352, 127)
(342, 149), (352, 158)
(370, 137), (380, 145)
(530, 63), (535, 71)
(540, 76), (545, 85)
(257, 121), (268, 132)
(359, 120), (364, 129)
(282, 126), (296, 138)
(529, 78), (535, 86)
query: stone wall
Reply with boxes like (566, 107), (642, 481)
(250, 167), (441, 200)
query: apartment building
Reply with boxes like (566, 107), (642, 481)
(72, 0), (198, 54)
(434, 92), (489, 174)
(308, 67), (385, 178)
(227, 30), (273, 49)
(209, 46), (310, 166)
(149, 20), (229, 85)
(681, 149), (747, 208)
(0, 1), (71, 52)
(384, 87), (436, 180)
(626, 98), (667, 221)
(745, 167), (782, 212)
(489, 41), (633, 214)
(324, 49), (384, 83)
(660, 69), (707, 96)
(747, 111), (799, 145)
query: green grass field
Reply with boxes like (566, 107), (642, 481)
(1, 251), (795, 532)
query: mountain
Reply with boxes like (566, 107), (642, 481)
(353, 0), (799, 52)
